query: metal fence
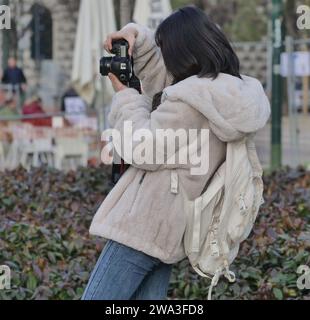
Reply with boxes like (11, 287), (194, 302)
(283, 37), (310, 168)
(252, 37), (310, 169)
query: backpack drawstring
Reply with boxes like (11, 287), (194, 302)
(207, 262), (236, 300)
(208, 269), (222, 300)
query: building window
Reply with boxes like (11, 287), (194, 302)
(30, 3), (53, 61)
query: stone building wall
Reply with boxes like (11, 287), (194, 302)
(233, 41), (270, 90)
(6, 0), (80, 98)
(23, 0), (78, 84)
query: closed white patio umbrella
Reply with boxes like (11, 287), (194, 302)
(133, 0), (172, 30)
(72, 0), (116, 106)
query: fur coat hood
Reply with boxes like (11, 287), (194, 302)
(162, 73), (271, 142)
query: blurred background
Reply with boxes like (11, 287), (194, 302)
(0, 0), (309, 172)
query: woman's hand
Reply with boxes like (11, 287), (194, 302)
(108, 73), (127, 92)
(104, 25), (138, 56)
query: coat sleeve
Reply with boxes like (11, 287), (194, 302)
(108, 88), (205, 172)
(121, 23), (173, 99)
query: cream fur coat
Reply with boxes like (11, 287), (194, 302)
(89, 23), (271, 264)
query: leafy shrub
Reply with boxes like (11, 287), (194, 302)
(0, 165), (111, 300)
(0, 165), (309, 300)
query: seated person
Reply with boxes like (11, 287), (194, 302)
(61, 87), (87, 126)
(0, 88), (6, 106)
(22, 95), (52, 127)
(0, 98), (19, 118)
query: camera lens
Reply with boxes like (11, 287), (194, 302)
(119, 74), (127, 82)
(100, 57), (112, 76)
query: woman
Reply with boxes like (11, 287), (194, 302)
(82, 6), (270, 300)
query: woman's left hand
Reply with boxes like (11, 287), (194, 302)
(108, 73), (127, 92)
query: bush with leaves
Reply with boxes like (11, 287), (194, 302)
(0, 166), (111, 300)
(0, 165), (309, 300)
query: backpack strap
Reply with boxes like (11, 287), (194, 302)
(191, 170), (225, 253)
(246, 134), (263, 178)
(207, 268), (223, 300)
(192, 263), (235, 300)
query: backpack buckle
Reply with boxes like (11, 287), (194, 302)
(211, 239), (220, 257)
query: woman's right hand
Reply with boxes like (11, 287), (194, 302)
(104, 25), (138, 56)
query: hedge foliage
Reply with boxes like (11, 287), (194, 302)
(0, 165), (309, 300)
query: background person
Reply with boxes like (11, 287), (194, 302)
(61, 86), (88, 126)
(22, 95), (52, 127)
(1, 57), (27, 108)
(0, 98), (19, 118)
(1, 57), (27, 94)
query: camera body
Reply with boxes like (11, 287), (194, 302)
(100, 39), (132, 84)
(100, 39), (141, 92)
(100, 39), (141, 185)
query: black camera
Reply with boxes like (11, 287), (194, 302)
(100, 39), (141, 92)
(100, 39), (142, 185)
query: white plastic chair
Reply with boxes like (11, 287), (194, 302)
(33, 138), (55, 167)
(5, 124), (33, 170)
(54, 137), (88, 171)
(8, 124), (54, 170)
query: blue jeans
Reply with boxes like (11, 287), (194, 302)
(81, 239), (174, 300)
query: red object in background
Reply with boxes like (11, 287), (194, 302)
(88, 157), (99, 167)
(0, 89), (6, 106)
(22, 100), (52, 127)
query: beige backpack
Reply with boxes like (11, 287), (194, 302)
(182, 134), (265, 300)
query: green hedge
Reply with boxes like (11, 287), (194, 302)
(0, 166), (309, 300)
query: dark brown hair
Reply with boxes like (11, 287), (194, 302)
(151, 5), (241, 110)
